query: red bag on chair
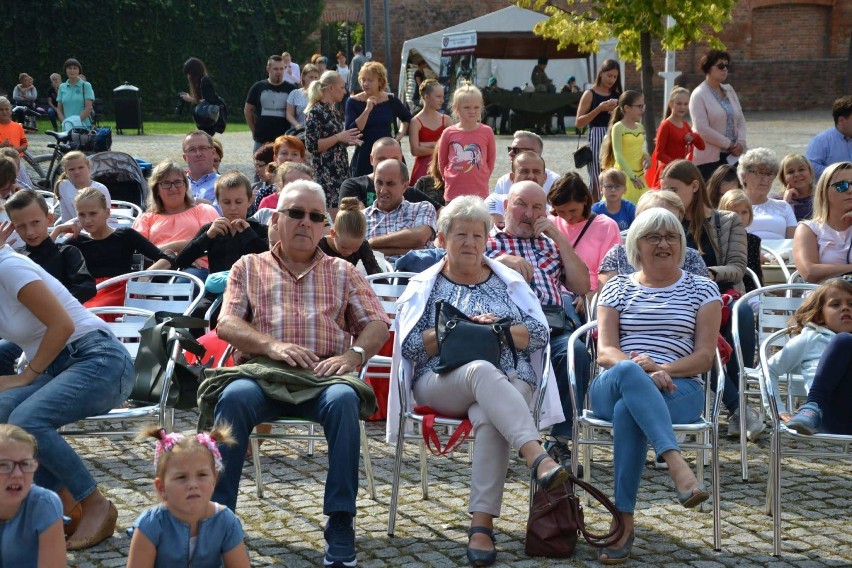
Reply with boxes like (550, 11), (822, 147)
(413, 405), (472, 456)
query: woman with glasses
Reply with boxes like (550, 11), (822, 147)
(591, 207), (720, 563)
(738, 148), (797, 240)
(689, 50), (747, 181)
(793, 162), (852, 282)
(132, 160), (219, 281)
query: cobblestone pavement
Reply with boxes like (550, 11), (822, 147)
(51, 110), (850, 566)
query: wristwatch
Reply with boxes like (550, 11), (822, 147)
(348, 345), (366, 366)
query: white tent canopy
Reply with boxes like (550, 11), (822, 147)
(397, 6), (619, 98)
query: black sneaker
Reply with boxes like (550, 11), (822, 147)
(323, 512), (356, 567)
(547, 441), (583, 478)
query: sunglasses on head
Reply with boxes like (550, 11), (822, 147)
(831, 180), (851, 193)
(279, 208), (326, 223)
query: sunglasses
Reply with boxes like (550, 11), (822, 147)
(507, 146), (535, 155)
(279, 208), (326, 223)
(831, 180), (851, 193)
(715, 62), (729, 70)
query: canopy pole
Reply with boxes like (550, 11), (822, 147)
(658, 16), (682, 111)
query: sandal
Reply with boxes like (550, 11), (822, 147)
(598, 531), (635, 565)
(531, 453), (568, 492)
(466, 526), (496, 567)
(677, 483), (710, 509)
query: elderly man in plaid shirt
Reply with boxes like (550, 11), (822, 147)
(485, 180), (591, 473)
(211, 180), (390, 567)
(364, 158), (437, 266)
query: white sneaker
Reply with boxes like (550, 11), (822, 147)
(727, 409), (741, 438)
(744, 407), (766, 442)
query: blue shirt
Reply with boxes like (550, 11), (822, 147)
(806, 126), (852, 180)
(133, 503), (244, 568)
(0, 485), (63, 568)
(592, 199), (636, 231)
(57, 80), (95, 127)
(189, 171), (221, 212)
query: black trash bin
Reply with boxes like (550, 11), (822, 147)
(113, 83), (143, 135)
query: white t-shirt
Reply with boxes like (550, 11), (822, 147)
(800, 220), (852, 265)
(56, 179), (110, 223)
(0, 246), (109, 360)
(492, 168), (560, 195)
(748, 198), (796, 240)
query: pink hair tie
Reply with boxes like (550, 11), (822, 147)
(153, 431), (184, 471)
(196, 432), (224, 473)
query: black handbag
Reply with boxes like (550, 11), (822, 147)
(573, 135), (594, 169)
(541, 305), (574, 336)
(433, 300), (518, 374)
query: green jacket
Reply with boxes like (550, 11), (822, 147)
(197, 357), (377, 431)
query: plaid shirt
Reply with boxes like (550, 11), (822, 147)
(221, 243), (390, 361)
(364, 199), (437, 263)
(485, 230), (565, 306)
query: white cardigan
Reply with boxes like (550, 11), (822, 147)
(385, 256), (565, 443)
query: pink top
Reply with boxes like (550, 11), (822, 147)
(258, 193), (279, 211)
(437, 123), (496, 201)
(550, 213), (622, 292)
(132, 204), (220, 269)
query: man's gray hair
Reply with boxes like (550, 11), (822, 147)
(513, 130), (544, 153)
(625, 208), (686, 268)
(437, 195), (492, 236)
(277, 180), (327, 211)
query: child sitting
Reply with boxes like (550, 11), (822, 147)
(127, 426), (249, 568)
(53, 151), (110, 223)
(770, 279), (852, 431)
(718, 189), (764, 292)
(0, 424), (66, 568)
(0, 146), (32, 189)
(319, 196), (383, 274)
(591, 168), (636, 231)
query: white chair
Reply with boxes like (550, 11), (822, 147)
(744, 267), (762, 290)
(387, 342), (553, 536)
(786, 269), (805, 284)
(731, 283), (817, 481)
(33, 189), (60, 218)
(759, 328), (852, 556)
(107, 212), (136, 229)
(567, 321), (725, 551)
(95, 269), (205, 314)
(60, 306), (182, 435)
(760, 244), (792, 284)
(110, 199), (143, 218)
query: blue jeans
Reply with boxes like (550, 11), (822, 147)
(549, 332), (591, 439)
(0, 340), (24, 375)
(589, 360), (704, 513)
(212, 379), (361, 515)
(0, 330), (134, 501)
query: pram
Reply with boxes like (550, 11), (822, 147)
(89, 151), (150, 210)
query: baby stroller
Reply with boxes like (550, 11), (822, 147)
(89, 151), (150, 210)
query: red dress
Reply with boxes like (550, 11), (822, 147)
(409, 117), (446, 186)
(646, 119), (706, 189)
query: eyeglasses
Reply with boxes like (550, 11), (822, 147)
(602, 184), (625, 191)
(507, 146), (536, 155)
(279, 208), (326, 223)
(748, 169), (776, 178)
(714, 62), (729, 70)
(185, 145), (213, 154)
(0, 459), (38, 474)
(641, 233), (680, 245)
(159, 179), (186, 189)
(831, 180), (851, 193)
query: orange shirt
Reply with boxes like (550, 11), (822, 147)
(0, 121), (27, 155)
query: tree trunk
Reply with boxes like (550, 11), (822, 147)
(640, 31), (657, 156)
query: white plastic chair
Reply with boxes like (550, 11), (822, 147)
(33, 189), (60, 218)
(731, 283), (817, 481)
(786, 269), (805, 284)
(95, 269), (205, 314)
(110, 200), (144, 218)
(759, 328), (852, 556)
(567, 320), (725, 551)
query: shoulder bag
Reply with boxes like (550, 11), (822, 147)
(433, 299), (518, 374)
(573, 134), (594, 169)
(525, 473), (625, 558)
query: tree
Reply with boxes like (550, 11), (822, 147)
(517, 0), (736, 153)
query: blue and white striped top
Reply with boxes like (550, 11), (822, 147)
(598, 270), (721, 381)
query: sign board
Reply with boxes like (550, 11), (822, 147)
(441, 31), (477, 56)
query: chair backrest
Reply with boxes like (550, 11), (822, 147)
(88, 306), (154, 360)
(110, 200), (143, 218)
(787, 270), (805, 284)
(107, 212), (136, 229)
(744, 267), (762, 290)
(760, 245), (791, 283)
(95, 270), (205, 315)
(366, 272), (415, 319)
(33, 189), (60, 218)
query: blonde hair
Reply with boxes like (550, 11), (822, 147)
(74, 187), (109, 210)
(274, 162), (314, 189)
(778, 153), (814, 190)
(636, 190), (686, 220)
(811, 161), (852, 224)
(450, 82), (483, 121)
(359, 62), (388, 92)
(301, 63), (320, 87)
(334, 197), (367, 239)
(54, 151), (89, 199)
(139, 425), (234, 481)
(0, 424), (37, 455)
(306, 70), (343, 114)
(599, 168), (627, 187)
(718, 189), (753, 227)
(664, 87), (690, 119)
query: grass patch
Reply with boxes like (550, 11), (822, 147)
(35, 118), (250, 135)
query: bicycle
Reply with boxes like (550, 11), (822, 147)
(22, 130), (74, 192)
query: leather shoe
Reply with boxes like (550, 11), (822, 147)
(63, 502), (82, 538)
(67, 501), (117, 550)
(466, 526), (496, 567)
(531, 453), (568, 492)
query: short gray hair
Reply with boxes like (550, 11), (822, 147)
(437, 195), (492, 236)
(513, 130), (544, 153)
(737, 147), (779, 181)
(277, 180), (326, 211)
(636, 190), (685, 220)
(625, 208), (686, 268)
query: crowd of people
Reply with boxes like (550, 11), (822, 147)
(0, 44), (850, 568)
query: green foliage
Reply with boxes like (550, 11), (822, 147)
(517, 0), (736, 66)
(0, 0), (325, 121)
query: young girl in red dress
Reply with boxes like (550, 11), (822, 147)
(647, 87), (705, 189)
(408, 79), (452, 186)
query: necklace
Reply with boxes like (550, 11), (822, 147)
(443, 264), (489, 287)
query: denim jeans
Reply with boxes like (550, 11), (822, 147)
(549, 332), (591, 440)
(0, 330), (134, 501)
(212, 379), (361, 515)
(589, 360), (704, 513)
(0, 340), (24, 375)
(718, 301), (755, 414)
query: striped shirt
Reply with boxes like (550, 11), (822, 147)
(221, 243), (390, 362)
(485, 230), (565, 307)
(599, 271), (720, 380)
(364, 199), (437, 264)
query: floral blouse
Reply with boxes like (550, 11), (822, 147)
(305, 101), (348, 208)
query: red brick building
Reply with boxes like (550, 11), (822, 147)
(323, 0), (851, 111)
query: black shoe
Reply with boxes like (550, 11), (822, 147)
(547, 440), (584, 478)
(323, 512), (356, 567)
(466, 526), (497, 567)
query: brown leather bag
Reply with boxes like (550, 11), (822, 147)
(525, 473), (624, 558)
